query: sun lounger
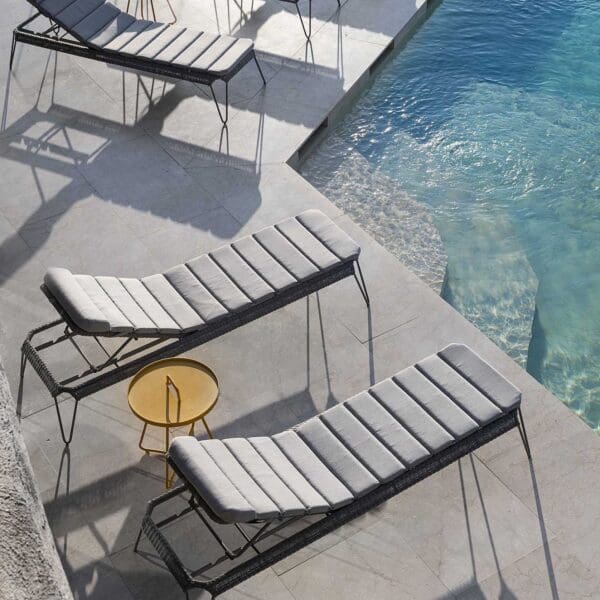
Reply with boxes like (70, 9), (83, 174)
(19, 210), (368, 444)
(11, 0), (265, 123)
(137, 343), (531, 597)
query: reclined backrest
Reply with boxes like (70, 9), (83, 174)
(21, 0), (254, 77)
(26, 0), (126, 45)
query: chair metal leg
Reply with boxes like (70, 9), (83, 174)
(133, 522), (145, 553)
(517, 407), (532, 460)
(254, 54), (266, 85)
(134, 483), (188, 553)
(353, 259), (370, 307)
(10, 33), (17, 71)
(54, 394), (79, 446)
(210, 81), (229, 125)
(16, 350), (27, 419)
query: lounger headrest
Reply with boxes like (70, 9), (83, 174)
(44, 267), (111, 333)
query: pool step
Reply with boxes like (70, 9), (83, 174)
(301, 134), (447, 293)
(441, 211), (538, 366)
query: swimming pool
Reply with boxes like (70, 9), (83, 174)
(302, 0), (600, 429)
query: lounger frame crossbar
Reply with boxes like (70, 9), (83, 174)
(137, 408), (530, 598)
(20, 259), (369, 444)
(10, 12), (266, 124)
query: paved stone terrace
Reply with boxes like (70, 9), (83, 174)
(1, 0), (599, 598)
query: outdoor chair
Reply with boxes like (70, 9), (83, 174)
(11, 0), (266, 124)
(136, 342), (531, 598)
(19, 209), (369, 444)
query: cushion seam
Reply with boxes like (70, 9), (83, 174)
(248, 233), (302, 283)
(390, 374), (464, 439)
(318, 410), (394, 483)
(342, 401), (411, 469)
(76, 275), (133, 329)
(226, 244), (277, 292)
(225, 440), (305, 516)
(295, 424), (377, 493)
(200, 254), (254, 304)
(274, 221), (332, 270)
(120, 278), (179, 331)
(366, 388), (441, 453)
(141, 276), (201, 329)
(105, 20), (154, 51)
(273, 435), (351, 507)
(96, 277), (155, 331)
(415, 361), (499, 425)
(249, 439), (321, 512)
(437, 351), (516, 412)
(208, 443), (280, 515)
(116, 277), (162, 330)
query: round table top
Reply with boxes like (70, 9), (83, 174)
(127, 358), (219, 427)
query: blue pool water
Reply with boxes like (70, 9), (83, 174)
(302, 0), (600, 429)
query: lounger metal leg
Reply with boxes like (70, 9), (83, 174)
(210, 81), (228, 125)
(10, 32), (17, 71)
(353, 259), (370, 307)
(295, 0), (312, 40)
(134, 483), (188, 553)
(254, 54), (266, 85)
(54, 394), (79, 446)
(517, 407), (532, 460)
(133, 522), (144, 553)
(16, 350), (27, 419)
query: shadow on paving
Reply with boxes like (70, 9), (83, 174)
(43, 389), (328, 599)
(0, 39), (346, 283)
(34, 299), (557, 600)
(43, 436), (560, 599)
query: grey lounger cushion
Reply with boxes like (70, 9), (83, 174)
(32, 0), (254, 77)
(43, 210), (360, 334)
(169, 344), (521, 524)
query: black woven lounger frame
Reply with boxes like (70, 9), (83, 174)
(19, 258), (369, 444)
(10, 11), (266, 124)
(135, 407), (531, 598)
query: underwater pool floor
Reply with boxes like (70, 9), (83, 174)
(302, 0), (600, 430)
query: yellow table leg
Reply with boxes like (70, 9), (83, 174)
(138, 422), (167, 455)
(202, 417), (214, 439)
(165, 426), (170, 489)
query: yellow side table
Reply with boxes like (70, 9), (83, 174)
(127, 357), (218, 488)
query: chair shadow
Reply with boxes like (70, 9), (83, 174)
(0, 22), (351, 286)
(0, 75), (257, 280)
